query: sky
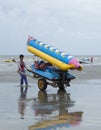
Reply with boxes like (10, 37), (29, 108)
(0, 0), (101, 55)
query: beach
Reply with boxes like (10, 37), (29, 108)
(0, 55), (101, 130)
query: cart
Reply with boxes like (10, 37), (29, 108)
(21, 63), (75, 90)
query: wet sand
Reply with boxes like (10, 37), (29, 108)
(0, 64), (101, 83)
(0, 64), (101, 130)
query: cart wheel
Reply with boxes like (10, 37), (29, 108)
(38, 78), (47, 90)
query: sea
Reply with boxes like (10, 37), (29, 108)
(0, 55), (101, 72)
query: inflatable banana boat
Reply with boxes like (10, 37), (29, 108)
(27, 36), (83, 71)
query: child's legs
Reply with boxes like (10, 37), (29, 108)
(19, 73), (24, 85)
(23, 75), (28, 85)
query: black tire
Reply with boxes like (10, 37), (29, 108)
(38, 78), (47, 90)
(58, 83), (65, 90)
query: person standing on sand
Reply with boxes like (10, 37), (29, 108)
(17, 54), (28, 93)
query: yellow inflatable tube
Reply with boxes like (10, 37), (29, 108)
(27, 46), (75, 71)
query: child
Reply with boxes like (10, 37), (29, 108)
(17, 54), (28, 93)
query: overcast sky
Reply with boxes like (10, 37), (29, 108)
(0, 0), (101, 55)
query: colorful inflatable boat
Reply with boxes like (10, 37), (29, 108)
(27, 36), (83, 71)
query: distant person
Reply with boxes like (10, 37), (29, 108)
(17, 54), (28, 93)
(90, 57), (94, 63)
(12, 59), (16, 62)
